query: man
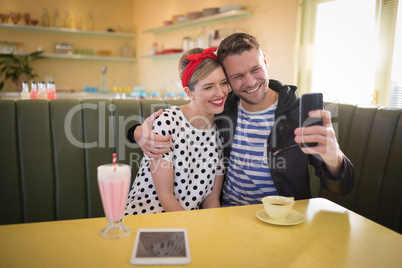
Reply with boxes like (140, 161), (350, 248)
(128, 33), (354, 206)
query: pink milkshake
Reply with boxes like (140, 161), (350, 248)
(97, 163), (131, 239)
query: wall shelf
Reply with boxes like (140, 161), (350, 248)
(0, 23), (135, 39)
(141, 53), (182, 61)
(1, 52), (135, 63)
(43, 53), (135, 62)
(143, 10), (252, 35)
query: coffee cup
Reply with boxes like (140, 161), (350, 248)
(262, 196), (295, 220)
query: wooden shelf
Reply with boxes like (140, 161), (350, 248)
(43, 53), (135, 62)
(140, 53), (182, 61)
(0, 23), (135, 39)
(1, 52), (135, 62)
(143, 10), (252, 35)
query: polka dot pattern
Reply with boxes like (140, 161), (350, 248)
(125, 106), (225, 215)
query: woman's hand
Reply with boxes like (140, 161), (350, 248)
(201, 175), (224, 209)
(150, 159), (185, 212)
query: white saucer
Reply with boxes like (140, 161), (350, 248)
(256, 209), (305, 226)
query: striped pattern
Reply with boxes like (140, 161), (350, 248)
(222, 102), (278, 206)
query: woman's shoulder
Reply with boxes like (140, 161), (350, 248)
(162, 105), (181, 114)
(153, 106), (184, 128)
(157, 106), (183, 120)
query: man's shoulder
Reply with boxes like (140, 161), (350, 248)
(275, 81), (299, 115)
(268, 79), (285, 92)
(269, 79), (298, 94)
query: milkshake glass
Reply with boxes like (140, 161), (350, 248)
(97, 163), (131, 239)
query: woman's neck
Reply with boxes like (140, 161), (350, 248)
(179, 104), (215, 130)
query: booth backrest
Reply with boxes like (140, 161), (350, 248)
(0, 99), (186, 225)
(0, 99), (401, 234)
(311, 103), (402, 234)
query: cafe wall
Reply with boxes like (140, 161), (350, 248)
(0, 0), (136, 92)
(132, 0), (299, 96)
(0, 0), (299, 95)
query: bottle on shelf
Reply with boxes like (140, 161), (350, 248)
(189, 38), (195, 50)
(64, 11), (72, 28)
(197, 27), (209, 48)
(53, 10), (61, 27)
(75, 12), (82, 30)
(21, 81), (30, 99)
(150, 42), (158, 56)
(42, 8), (50, 27)
(47, 81), (57, 100)
(87, 13), (95, 31)
(30, 81), (38, 99)
(101, 66), (108, 93)
(37, 82), (47, 99)
(210, 30), (222, 48)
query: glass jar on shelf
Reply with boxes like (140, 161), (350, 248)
(182, 36), (191, 52)
(8, 42), (17, 53)
(177, 92), (190, 100)
(149, 92), (162, 100)
(121, 43), (134, 57)
(131, 86), (147, 100)
(137, 92), (147, 100)
(15, 42), (23, 53)
(164, 92), (176, 100)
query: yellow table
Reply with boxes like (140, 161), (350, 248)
(0, 198), (401, 268)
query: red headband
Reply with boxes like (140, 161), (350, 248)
(181, 47), (218, 88)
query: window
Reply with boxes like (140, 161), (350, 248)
(297, 0), (401, 107)
(390, 2), (402, 107)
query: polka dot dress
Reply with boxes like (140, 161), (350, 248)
(125, 106), (225, 215)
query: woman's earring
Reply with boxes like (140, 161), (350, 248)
(228, 85), (232, 92)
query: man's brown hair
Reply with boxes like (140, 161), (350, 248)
(217, 32), (261, 64)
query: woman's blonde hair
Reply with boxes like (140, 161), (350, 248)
(178, 48), (221, 91)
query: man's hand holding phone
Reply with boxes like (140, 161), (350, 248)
(295, 93), (343, 176)
(134, 109), (173, 158)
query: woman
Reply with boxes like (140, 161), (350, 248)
(125, 47), (229, 215)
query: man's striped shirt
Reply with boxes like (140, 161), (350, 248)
(222, 101), (278, 206)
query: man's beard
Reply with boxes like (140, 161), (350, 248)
(238, 81), (268, 105)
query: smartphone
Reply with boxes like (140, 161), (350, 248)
(299, 93), (323, 148)
(130, 228), (191, 265)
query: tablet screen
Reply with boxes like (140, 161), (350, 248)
(131, 228), (190, 265)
